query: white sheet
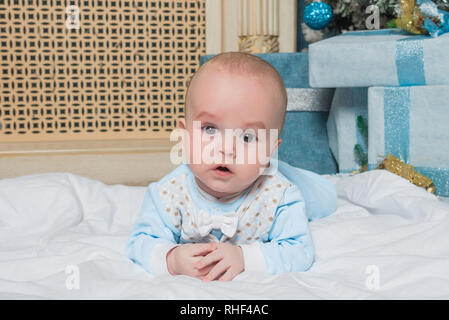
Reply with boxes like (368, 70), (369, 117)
(0, 170), (448, 299)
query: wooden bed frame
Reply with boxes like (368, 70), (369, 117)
(0, 139), (177, 186)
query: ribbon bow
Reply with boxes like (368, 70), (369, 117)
(196, 210), (239, 238)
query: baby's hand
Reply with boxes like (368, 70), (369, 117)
(195, 243), (244, 282)
(166, 243), (217, 279)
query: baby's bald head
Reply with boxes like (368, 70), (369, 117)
(184, 52), (288, 131)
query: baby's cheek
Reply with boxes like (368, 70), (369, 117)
(183, 131), (214, 165)
(236, 163), (263, 183)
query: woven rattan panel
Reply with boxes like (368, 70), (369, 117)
(0, 0), (205, 142)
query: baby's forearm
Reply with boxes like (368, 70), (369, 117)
(166, 246), (177, 275)
(259, 240), (314, 274)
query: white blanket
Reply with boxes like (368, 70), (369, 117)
(0, 170), (448, 299)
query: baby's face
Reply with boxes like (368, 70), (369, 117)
(180, 66), (283, 198)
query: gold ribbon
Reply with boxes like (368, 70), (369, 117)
(377, 154), (436, 194)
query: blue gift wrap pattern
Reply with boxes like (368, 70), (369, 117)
(199, 53), (337, 174)
(368, 86), (449, 196)
(309, 29), (449, 88)
(280, 111), (337, 174)
(327, 88), (368, 173)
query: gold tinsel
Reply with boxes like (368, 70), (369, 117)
(377, 154), (436, 194)
(396, 0), (427, 35)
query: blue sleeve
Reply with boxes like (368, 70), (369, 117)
(259, 185), (315, 274)
(277, 159), (337, 221)
(125, 184), (180, 274)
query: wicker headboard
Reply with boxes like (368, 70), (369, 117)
(0, 0), (205, 185)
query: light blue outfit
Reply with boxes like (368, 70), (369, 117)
(126, 159), (337, 275)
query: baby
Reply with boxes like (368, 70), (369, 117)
(126, 52), (336, 281)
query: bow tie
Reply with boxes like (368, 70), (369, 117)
(197, 210), (239, 238)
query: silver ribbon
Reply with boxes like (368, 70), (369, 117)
(286, 88), (335, 112)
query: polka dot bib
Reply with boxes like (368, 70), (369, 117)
(157, 171), (291, 244)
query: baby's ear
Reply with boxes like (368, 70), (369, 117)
(178, 118), (186, 130)
(269, 138), (282, 158)
(272, 138), (282, 152)
(276, 138), (282, 148)
(265, 137), (281, 159)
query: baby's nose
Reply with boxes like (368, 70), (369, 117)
(220, 143), (235, 157)
(218, 135), (236, 159)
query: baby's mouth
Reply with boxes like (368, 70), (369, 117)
(213, 165), (233, 176)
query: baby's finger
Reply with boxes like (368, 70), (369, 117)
(202, 260), (229, 282)
(195, 249), (223, 270)
(190, 264), (214, 279)
(195, 263), (216, 277)
(218, 268), (237, 282)
(191, 242), (217, 256)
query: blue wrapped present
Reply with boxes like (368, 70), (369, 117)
(368, 86), (449, 196)
(309, 29), (449, 88)
(199, 53), (337, 174)
(327, 88), (368, 173)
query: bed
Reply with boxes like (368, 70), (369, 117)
(1, 168), (448, 299)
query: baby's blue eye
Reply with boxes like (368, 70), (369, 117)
(242, 132), (257, 143)
(203, 125), (217, 135)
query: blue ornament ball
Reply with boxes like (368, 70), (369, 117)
(304, 2), (333, 30)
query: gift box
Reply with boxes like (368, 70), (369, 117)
(309, 29), (449, 88)
(326, 87), (368, 173)
(199, 53), (337, 174)
(368, 86), (449, 197)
